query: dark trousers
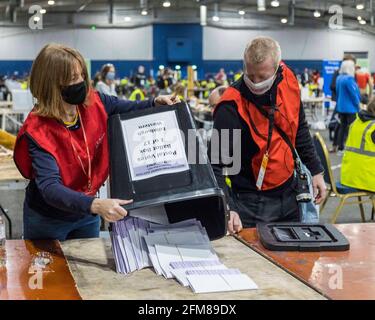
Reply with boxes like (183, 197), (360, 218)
(232, 180), (300, 228)
(23, 201), (100, 241)
(337, 113), (356, 151)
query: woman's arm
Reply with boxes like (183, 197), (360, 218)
(99, 92), (154, 116)
(28, 137), (95, 216)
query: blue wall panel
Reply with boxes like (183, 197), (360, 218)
(0, 60), (33, 78)
(153, 23), (203, 78)
(0, 25), (324, 82)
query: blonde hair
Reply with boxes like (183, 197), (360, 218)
(30, 43), (91, 120)
(244, 36), (282, 69)
(339, 60), (355, 77)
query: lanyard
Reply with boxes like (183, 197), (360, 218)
(66, 107), (92, 193)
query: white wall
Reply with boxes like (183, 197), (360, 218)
(0, 26), (153, 60)
(203, 27), (375, 70)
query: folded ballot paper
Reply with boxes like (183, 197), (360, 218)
(110, 217), (258, 294)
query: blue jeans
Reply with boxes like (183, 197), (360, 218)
(23, 202), (100, 241)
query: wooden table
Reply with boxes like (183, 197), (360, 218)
(0, 240), (81, 300)
(302, 97), (325, 120)
(0, 156), (23, 183)
(61, 236), (324, 300)
(237, 223), (375, 300)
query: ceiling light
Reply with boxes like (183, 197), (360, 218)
(33, 16), (40, 22)
(212, 15), (220, 22)
(163, 1), (171, 8)
(356, 3), (365, 10)
(40, 9), (46, 14)
(141, 9), (148, 15)
(271, 1), (280, 8)
(357, 16), (362, 21)
(175, 65), (181, 70)
(313, 10), (321, 18)
(359, 19), (367, 24)
(124, 16), (132, 22)
(281, 18), (288, 24)
(192, 65), (197, 70)
(238, 10), (245, 15)
(47, 0), (55, 5)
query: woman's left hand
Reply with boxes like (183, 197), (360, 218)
(154, 94), (181, 106)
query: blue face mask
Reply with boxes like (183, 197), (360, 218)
(106, 72), (115, 81)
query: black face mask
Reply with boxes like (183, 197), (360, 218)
(61, 81), (87, 105)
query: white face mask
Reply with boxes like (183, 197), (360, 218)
(243, 71), (277, 96)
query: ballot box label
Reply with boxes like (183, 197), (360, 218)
(121, 111), (189, 181)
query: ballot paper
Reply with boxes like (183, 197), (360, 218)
(186, 269), (259, 294)
(169, 260), (227, 287)
(143, 230), (213, 276)
(111, 216), (152, 274)
(110, 217), (258, 294)
(130, 205), (169, 225)
(154, 243), (217, 278)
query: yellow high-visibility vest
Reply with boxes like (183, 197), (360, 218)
(341, 115), (375, 192)
(234, 73), (242, 82)
(129, 88), (145, 101)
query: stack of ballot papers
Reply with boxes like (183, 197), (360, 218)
(110, 217), (258, 293)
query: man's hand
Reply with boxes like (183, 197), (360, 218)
(91, 199), (133, 222)
(312, 173), (327, 205)
(227, 211), (243, 235)
(154, 94), (181, 106)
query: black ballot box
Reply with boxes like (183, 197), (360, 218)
(108, 102), (228, 240)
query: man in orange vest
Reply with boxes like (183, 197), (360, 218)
(210, 36), (327, 234)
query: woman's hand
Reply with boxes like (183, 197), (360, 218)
(154, 94), (181, 106)
(227, 211), (243, 235)
(91, 198), (133, 222)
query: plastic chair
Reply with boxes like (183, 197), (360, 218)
(313, 132), (375, 223)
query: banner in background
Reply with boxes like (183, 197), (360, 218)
(322, 60), (341, 98)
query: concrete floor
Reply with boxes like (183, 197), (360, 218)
(1, 109), (373, 239)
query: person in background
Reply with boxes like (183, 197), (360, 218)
(355, 65), (373, 105)
(341, 97), (375, 192)
(133, 65), (147, 88)
(173, 83), (186, 102)
(336, 60), (361, 155)
(311, 70), (321, 96)
(210, 36), (326, 233)
(208, 85), (227, 110)
(13, 44), (180, 241)
(300, 68), (310, 87)
(95, 63), (117, 97)
(329, 54), (356, 153)
(157, 68), (173, 95)
(234, 70), (242, 82)
(215, 68), (227, 86)
(129, 86), (145, 101)
(0, 76), (10, 101)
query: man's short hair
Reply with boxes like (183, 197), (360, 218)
(343, 54), (357, 64)
(244, 36), (282, 69)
